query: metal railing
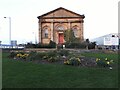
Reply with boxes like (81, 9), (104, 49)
(0, 44), (24, 49)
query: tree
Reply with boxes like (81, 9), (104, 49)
(64, 30), (76, 43)
(64, 30), (87, 49)
(85, 39), (90, 49)
(88, 42), (96, 49)
(86, 39), (90, 44)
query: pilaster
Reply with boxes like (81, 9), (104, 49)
(81, 21), (84, 40)
(51, 22), (54, 41)
(39, 21), (42, 43)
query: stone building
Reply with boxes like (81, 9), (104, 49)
(37, 7), (85, 44)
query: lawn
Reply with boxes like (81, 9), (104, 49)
(2, 51), (118, 88)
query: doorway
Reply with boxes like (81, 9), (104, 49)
(58, 33), (64, 44)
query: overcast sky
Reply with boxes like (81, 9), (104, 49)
(0, 0), (119, 44)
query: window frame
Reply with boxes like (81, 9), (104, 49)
(42, 27), (50, 39)
(72, 26), (78, 37)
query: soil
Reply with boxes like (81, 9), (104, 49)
(25, 56), (97, 67)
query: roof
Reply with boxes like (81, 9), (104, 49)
(91, 33), (120, 43)
(37, 7), (85, 19)
(98, 33), (120, 38)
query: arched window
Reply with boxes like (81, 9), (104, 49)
(44, 29), (48, 38)
(72, 26), (78, 37)
(57, 25), (64, 30)
(42, 26), (50, 38)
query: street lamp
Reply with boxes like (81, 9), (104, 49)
(4, 17), (11, 45)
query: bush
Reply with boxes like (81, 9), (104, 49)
(64, 57), (81, 66)
(28, 51), (49, 61)
(49, 40), (56, 48)
(10, 50), (60, 62)
(27, 51), (37, 61)
(9, 52), (17, 58)
(96, 58), (114, 67)
(57, 50), (69, 56)
(25, 40), (56, 48)
(88, 42), (96, 49)
(98, 47), (102, 50)
(25, 43), (36, 48)
(36, 40), (56, 48)
(16, 53), (29, 60)
(65, 42), (86, 49)
(47, 56), (59, 62)
(27, 50), (59, 62)
(45, 51), (59, 62)
(56, 44), (63, 50)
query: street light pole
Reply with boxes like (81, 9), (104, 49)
(35, 33), (37, 44)
(4, 17), (11, 45)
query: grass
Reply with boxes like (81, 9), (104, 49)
(81, 52), (118, 61)
(2, 52), (118, 88)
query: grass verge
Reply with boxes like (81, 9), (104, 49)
(2, 52), (118, 88)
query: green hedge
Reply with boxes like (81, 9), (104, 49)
(65, 42), (86, 49)
(26, 40), (56, 48)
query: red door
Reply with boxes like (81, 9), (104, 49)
(59, 34), (64, 44)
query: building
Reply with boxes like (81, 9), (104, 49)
(91, 33), (120, 50)
(37, 7), (85, 44)
(11, 40), (17, 46)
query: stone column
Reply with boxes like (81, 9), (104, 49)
(39, 21), (42, 43)
(68, 22), (71, 30)
(81, 21), (84, 40)
(51, 22), (54, 41)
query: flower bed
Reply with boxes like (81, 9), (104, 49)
(8, 50), (114, 69)
(64, 57), (81, 66)
(96, 57), (114, 69)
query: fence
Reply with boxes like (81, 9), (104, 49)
(0, 44), (24, 49)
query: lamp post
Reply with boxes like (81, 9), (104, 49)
(4, 17), (11, 45)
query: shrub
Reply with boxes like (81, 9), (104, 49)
(11, 50), (61, 62)
(64, 57), (81, 66)
(96, 58), (114, 67)
(57, 44), (63, 50)
(25, 40), (56, 48)
(47, 51), (57, 57)
(25, 43), (36, 48)
(16, 53), (29, 60)
(49, 40), (56, 48)
(57, 50), (69, 56)
(98, 47), (102, 50)
(65, 42), (86, 49)
(9, 52), (17, 58)
(36, 40), (56, 48)
(47, 56), (59, 62)
(88, 42), (96, 49)
(27, 51), (37, 61)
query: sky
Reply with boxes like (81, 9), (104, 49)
(0, 0), (119, 44)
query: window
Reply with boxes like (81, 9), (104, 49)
(57, 25), (64, 30)
(44, 29), (48, 38)
(43, 28), (48, 38)
(72, 27), (78, 37)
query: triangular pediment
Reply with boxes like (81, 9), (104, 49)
(38, 7), (84, 19)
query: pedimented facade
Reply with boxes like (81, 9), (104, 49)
(37, 7), (85, 44)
